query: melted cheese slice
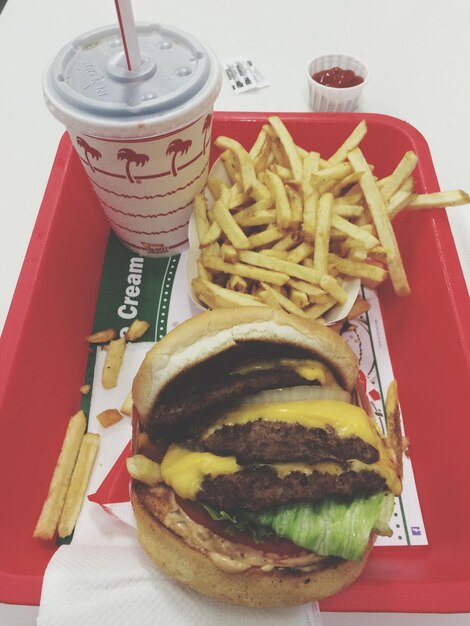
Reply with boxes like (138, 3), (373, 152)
(230, 358), (338, 386)
(161, 442), (402, 503)
(202, 400), (379, 448)
(160, 400), (402, 501)
(161, 445), (240, 500)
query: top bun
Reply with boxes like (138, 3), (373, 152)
(133, 307), (358, 429)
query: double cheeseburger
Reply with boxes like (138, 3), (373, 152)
(130, 307), (403, 607)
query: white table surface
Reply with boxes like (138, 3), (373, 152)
(0, 0), (469, 623)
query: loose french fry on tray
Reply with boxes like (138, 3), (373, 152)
(96, 408), (124, 428)
(408, 189), (470, 209)
(33, 410), (87, 541)
(86, 328), (117, 344)
(190, 117), (469, 323)
(385, 380), (404, 481)
(102, 336), (126, 389)
(125, 319), (150, 342)
(58, 433), (100, 538)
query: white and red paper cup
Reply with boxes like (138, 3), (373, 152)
(44, 23), (222, 257)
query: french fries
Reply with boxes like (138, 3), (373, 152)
(125, 319), (150, 342)
(121, 390), (133, 416)
(96, 408), (124, 428)
(86, 328), (117, 344)
(35, 310), (152, 540)
(58, 433), (100, 538)
(348, 147), (410, 296)
(102, 336), (126, 389)
(385, 380), (405, 481)
(86, 319), (150, 392)
(191, 116), (469, 321)
(126, 454), (162, 486)
(33, 411), (87, 540)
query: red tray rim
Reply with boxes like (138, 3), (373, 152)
(1, 111), (469, 612)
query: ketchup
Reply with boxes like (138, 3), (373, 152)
(312, 66), (364, 88)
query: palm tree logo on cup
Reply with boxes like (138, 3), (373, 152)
(117, 148), (150, 184)
(166, 139), (192, 177)
(202, 114), (212, 154)
(76, 137), (102, 173)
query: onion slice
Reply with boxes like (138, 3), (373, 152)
(239, 385), (351, 406)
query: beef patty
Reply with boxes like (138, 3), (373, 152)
(198, 465), (386, 512)
(149, 367), (317, 439)
(201, 420), (379, 465)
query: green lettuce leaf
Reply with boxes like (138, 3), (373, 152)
(201, 504), (276, 543)
(202, 493), (395, 560)
(248, 492), (395, 561)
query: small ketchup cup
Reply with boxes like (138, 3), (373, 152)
(307, 54), (369, 112)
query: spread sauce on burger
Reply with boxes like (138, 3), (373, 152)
(130, 307), (403, 607)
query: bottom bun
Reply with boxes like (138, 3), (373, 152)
(131, 482), (369, 607)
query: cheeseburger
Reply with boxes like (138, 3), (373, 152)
(130, 307), (403, 607)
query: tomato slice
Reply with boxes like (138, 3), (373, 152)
(176, 495), (306, 557)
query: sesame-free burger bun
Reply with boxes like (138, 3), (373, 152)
(131, 480), (370, 607)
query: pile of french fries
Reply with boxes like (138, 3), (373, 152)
(192, 117), (469, 321)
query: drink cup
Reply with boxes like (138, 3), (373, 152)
(44, 23), (222, 257)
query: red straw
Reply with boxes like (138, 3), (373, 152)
(114, 0), (141, 71)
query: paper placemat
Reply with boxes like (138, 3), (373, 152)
(38, 232), (427, 624)
(77, 232), (427, 548)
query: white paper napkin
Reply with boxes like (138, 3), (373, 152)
(37, 505), (322, 626)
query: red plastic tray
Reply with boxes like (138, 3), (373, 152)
(1, 112), (469, 612)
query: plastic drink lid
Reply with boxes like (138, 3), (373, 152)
(44, 23), (222, 137)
